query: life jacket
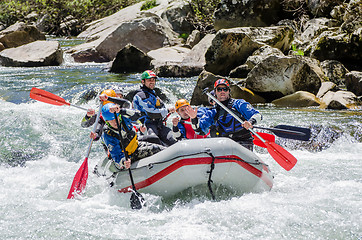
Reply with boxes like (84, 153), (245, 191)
(133, 86), (166, 123)
(181, 118), (209, 139)
(213, 99), (251, 140)
(105, 116), (139, 155)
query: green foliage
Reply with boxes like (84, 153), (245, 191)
(292, 44), (304, 56)
(179, 33), (189, 41)
(188, 0), (219, 32)
(140, 0), (158, 11)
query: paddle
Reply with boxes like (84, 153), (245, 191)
(253, 132), (276, 148)
(113, 112), (145, 209)
(67, 102), (103, 199)
(203, 89), (297, 171)
(30, 87), (88, 111)
(253, 125), (311, 141)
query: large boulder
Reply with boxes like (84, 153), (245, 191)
(68, 0), (192, 63)
(316, 81), (339, 99)
(109, 44), (153, 73)
(320, 60), (349, 86)
(307, 0), (344, 18)
(340, 0), (362, 34)
(204, 26), (293, 76)
(245, 55), (326, 101)
(0, 22), (46, 49)
(0, 40), (63, 67)
(345, 71), (362, 96)
(213, 0), (282, 31)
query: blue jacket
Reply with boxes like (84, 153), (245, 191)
(133, 86), (168, 124)
(194, 98), (260, 139)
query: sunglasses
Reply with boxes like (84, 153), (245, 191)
(216, 87), (229, 92)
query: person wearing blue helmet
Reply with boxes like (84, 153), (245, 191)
(100, 94), (165, 170)
(186, 79), (262, 151)
(132, 70), (177, 146)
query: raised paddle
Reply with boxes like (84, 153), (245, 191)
(113, 112), (145, 209)
(67, 102), (103, 199)
(253, 132), (276, 148)
(204, 89), (297, 171)
(30, 87), (88, 111)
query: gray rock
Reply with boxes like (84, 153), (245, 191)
(320, 60), (349, 86)
(271, 91), (321, 107)
(307, 0), (344, 18)
(345, 71), (362, 96)
(321, 90), (360, 109)
(0, 40), (63, 67)
(316, 81), (338, 99)
(245, 55), (326, 101)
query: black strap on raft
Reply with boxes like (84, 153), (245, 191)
(204, 148), (216, 200)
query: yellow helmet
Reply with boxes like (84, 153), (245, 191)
(175, 99), (190, 111)
(101, 89), (116, 105)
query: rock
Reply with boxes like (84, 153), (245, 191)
(214, 0), (282, 31)
(0, 22), (46, 49)
(59, 15), (81, 36)
(299, 18), (339, 44)
(306, 29), (362, 69)
(320, 60), (349, 86)
(185, 30), (202, 48)
(345, 71), (362, 96)
(0, 42), (4, 51)
(320, 90), (360, 109)
(341, 0), (362, 34)
(229, 45), (284, 78)
(205, 26), (293, 76)
(0, 40), (63, 67)
(69, 0), (190, 63)
(109, 44), (153, 73)
(245, 55), (326, 101)
(152, 34), (215, 77)
(307, 0), (344, 18)
(271, 91), (321, 107)
(316, 81), (338, 99)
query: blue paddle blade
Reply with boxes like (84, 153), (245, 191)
(274, 125), (311, 141)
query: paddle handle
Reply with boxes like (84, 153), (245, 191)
(84, 102), (103, 158)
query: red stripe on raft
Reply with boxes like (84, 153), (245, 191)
(118, 155), (273, 193)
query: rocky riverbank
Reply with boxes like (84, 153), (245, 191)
(0, 0), (361, 109)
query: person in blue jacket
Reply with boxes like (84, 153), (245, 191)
(132, 70), (177, 146)
(187, 79), (262, 151)
(101, 99), (165, 170)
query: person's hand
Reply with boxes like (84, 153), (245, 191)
(99, 94), (108, 102)
(168, 107), (176, 113)
(172, 116), (180, 126)
(139, 125), (147, 134)
(123, 158), (131, 169)
(86, 108), (95, 117)
(109, 105), (120, 113)
(242, 121), (253, 130)
(185, 105), (198, 119)
(89, 131), (97, 139)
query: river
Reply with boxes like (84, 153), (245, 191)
(0, 39), (361, 239)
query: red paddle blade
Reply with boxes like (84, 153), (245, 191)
(253, 132), (276, 148)
(265, 142), (297, 171)
(67, 158), (89, 199)
(30, 87), (70, 106)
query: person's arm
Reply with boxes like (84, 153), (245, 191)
(118, 108), (143, 121)
(234, 100), (262, 129)
(187, 105), (214, 134)
(81, 108), (96, 128)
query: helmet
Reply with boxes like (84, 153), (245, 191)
(214, 79), (230, 88)
(141, 70), (157, 80)
(175, 99), (190, 111)
(101, 89), (116, 105)
(101, 103), (117, 121)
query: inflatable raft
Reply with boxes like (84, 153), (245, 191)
(96, 137), (273, 199)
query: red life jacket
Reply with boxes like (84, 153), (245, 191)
(182, 118), (209, 139)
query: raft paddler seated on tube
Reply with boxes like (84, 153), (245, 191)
(186, 79), (262, 151)
(99, 92), (165, 170)
(172, 99), (209, 140)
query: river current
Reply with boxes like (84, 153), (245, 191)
(0, 39), (361, 239)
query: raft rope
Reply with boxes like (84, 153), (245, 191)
(204, 149), (216, 200)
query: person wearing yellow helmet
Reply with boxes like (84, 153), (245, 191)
(132, 70), (177, 146)
(172, 99), (209, 140)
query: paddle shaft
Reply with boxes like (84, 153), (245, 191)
(253, 126), (305, 136)
(85, 102), (103, 157)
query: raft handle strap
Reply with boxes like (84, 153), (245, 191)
(205, 148), (216, 200)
